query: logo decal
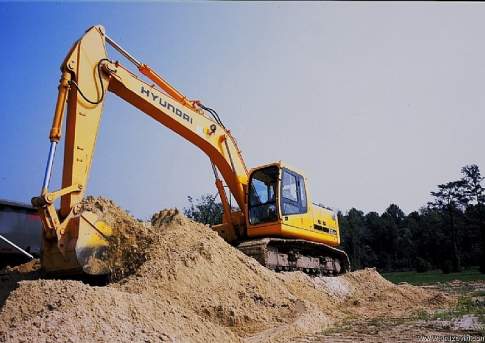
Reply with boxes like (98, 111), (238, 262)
(141, 86), (193, 124)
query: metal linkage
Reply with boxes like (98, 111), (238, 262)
(0, 234), (34, 259)
(104, 34), (141, 68)
(41, 141), (57, 192)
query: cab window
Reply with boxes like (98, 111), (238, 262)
(248, 166), (279, 225)
(281, 169), (307, 216)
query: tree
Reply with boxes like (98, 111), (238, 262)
(184, 194), (223, 225)
(340, 208), (367, 269)
(461, 164), (485, 273)
(381, 204), (413, 271)
(461, 164), (485, 205)
(429, 180), (468, 272)
(383, 204), (405, 224)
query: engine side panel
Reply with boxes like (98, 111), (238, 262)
(247, 219), (339, 248)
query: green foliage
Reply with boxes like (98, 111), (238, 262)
(415, 257), (432, 273)
(431, 295), (485, 333)
(441, 260), (453, 274)
(183, 194), (223, 225)
(339, 164), (484, 274)
(382, 267), (485, 285)
(461, 164), (485, 205)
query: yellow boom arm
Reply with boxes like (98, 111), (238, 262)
(34, 25), (248, 260)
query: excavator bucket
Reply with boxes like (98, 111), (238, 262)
(41, 210), (114, 276)
(75, 211), (114, 274)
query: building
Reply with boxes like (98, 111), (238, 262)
(0, 199), (42, 267)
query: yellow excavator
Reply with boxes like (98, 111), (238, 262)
(32, 25), (350, 276)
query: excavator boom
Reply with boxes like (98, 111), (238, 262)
(33, 25), (248, 274)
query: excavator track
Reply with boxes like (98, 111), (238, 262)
(237, 238), (350, 276)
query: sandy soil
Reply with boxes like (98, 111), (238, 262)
(294, 318), (483, 343)
(0, 197), (453, 343)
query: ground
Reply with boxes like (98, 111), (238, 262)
(0, 199), (483, 342)
(297, 273), (485, 343)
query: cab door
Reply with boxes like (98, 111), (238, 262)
(280, 168), (313, 231)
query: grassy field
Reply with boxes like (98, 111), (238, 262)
(382, 266), (485, 285)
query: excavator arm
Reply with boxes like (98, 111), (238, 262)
(33, 25), (248, 274)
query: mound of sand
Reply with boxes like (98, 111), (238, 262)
(0, 197), (451, 343)
(80, 196), (156, 280)
(118, 208), (302, 335)
(0, 280), (237, 343)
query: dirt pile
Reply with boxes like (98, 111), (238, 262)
(3, 259), (40, 274)
(118, 208), (305, 335)
(0, 259), (41, 315)
(80, 196), (156, 280)
(0, 197), (451, 343)
(0, 279), (237, 342)
(279, 269), (448, 320)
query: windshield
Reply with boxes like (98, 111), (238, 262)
(248, 166), (279, 225)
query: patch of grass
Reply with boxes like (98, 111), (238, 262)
(320, 319), (354, 335)
(414, 308), (430, 321)
(431, 297), (481, 321)
(414, 295), (485, 334)
(382, 266), (485, 285)
(320, 317), (412, 335)
(472, 290), (485, 297)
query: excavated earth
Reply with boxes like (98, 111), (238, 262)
(0, 197), (452, 343)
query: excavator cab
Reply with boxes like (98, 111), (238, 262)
(246, 162), (341, 247)
(248, 163), (308, 226)
(241, 163), (349, 274)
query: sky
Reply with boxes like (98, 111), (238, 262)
(1, 2), (484, 219)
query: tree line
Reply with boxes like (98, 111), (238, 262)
(185, 164), (484, 274)
(340, 164), (484, 274)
